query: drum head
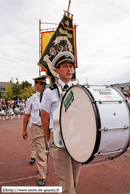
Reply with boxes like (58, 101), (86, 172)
(60, 85), (98, 163)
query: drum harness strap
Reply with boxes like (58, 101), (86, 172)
(34, 93), (40, 108)
(51, 82), (72, 148)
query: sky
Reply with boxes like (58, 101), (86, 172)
(0, 0), (130, 86)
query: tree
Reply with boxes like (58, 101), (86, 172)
(3, 83), (14, 100)
(19, 87), (36, 99)
(12, 78), (21, 99)
(3, 78), (35, 101)
(19, 80), (35, 99)
(20, 81), (32, 89)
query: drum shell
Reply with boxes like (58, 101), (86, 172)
(85, 85), (130, 162)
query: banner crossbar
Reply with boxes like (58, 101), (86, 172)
(41, 28), (56, 32)
(41, 22), (58, 25)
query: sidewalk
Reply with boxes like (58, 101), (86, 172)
(0, 118), (130, 194)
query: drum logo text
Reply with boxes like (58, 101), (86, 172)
(93, 89), (111, 95)
(64, 90), (74, 112)
(99, 91), (111, 95)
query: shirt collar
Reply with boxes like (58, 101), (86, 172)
(36, 91), (41, 96)
(58, 79), (71, 88)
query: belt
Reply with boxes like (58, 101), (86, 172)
(32, 123), (42, 127)
(50, 129), (55, 132)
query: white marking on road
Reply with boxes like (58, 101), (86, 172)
(0, 175), (38, 184)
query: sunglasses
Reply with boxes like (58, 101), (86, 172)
(37, 81), (46, 85)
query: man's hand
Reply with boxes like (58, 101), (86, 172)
(22, 131), (28, 140)
(22, 114), (30, 140)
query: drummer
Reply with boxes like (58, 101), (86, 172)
(40, 51), (81, 194)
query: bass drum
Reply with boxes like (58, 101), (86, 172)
(60, 85), (130, 164)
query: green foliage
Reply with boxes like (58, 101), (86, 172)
(12, 78), (21, 99)
(3, 83), (14, 100)
(3, 78), (35, 101)
(20, 80), (32, 89)
(19, 87), (36, 99)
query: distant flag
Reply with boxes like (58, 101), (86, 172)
(73, 25), (78, 68)
(38, 12), (77, 84)
(41, 30), (55, 72)
(41, 30), (55, 63)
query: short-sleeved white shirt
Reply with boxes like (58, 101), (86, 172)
(40, 79), (71, 129)
(25, 91), (42, 126)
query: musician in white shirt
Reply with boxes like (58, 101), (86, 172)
(40, 51), (81, 194)
(22, 75), (48, 186)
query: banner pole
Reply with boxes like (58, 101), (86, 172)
(67, 0), (71, 13)
(39, 19), (41, 76)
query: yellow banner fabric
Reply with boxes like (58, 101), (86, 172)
(41, 31), (55, 56)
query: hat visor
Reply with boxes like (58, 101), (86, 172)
(35, 81), (46, 85)
(123, 92), (128, 96)
(56, 59), (74, 68)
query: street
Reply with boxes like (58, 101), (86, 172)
(0, 117), (130, 194)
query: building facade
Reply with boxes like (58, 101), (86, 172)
(0, 82), (10, 96)
(111, 82), (130, 97)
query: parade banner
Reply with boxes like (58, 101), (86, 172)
(38, 13), (77, 84)
(41, 27), (78, 71)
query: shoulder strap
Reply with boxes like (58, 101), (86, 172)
(53, 82), (64, 101)
(34, 93), (40, 107)
(49, 84), (57, 90)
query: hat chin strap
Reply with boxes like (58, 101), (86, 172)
(56, 59), (73, 68)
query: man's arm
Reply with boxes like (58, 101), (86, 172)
(22, 114), (30, 140)
(41, 110), (50, 142)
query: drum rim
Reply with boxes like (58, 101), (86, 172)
(60, 84), (101, 164)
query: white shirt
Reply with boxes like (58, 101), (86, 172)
(25, 91), (43, 126)
(40, 79), (71, 129)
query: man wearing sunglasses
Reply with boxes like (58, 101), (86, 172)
(22, 75), (49, 186)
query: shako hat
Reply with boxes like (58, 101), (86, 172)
(51, 51), (74, 69)
(33, 75), (47, 84)
(123, 92), (129, 96)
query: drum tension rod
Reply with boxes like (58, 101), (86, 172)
(94, 149), (124, 156)
(98, 125), (128, 131)
(93, 100), (123, 104)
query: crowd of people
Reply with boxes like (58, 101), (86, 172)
(0, 98), (26, 120)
